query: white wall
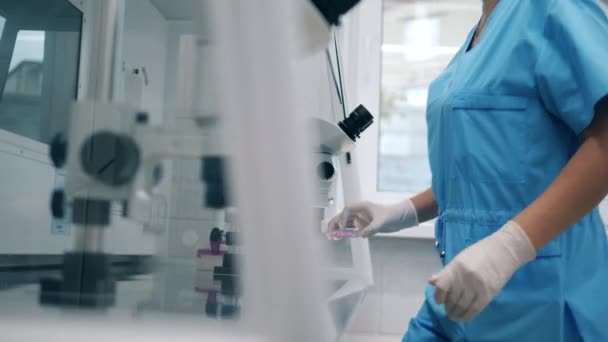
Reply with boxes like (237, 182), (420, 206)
(105, 0), (170, 255)
(121, 0), (168, 124)
(163, 21), (195, 120)
(159, 21), (219, 261)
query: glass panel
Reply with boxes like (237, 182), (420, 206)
(322, 235), (354, 268)
(0, 0), (83, 320)
(5, 31), (45, 95)
(0, 2), (367, 337)
(0, 16), (5, 38)
(0, 0), (82, 143)
(378, 1), (480, 193)
(319, 30), (355, 269)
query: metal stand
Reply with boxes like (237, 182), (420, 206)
(40, 0), (122, 309)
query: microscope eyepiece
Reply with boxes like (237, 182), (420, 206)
(338, 104), (374, 142)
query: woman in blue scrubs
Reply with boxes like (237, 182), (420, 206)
(328, 0), (608, 340)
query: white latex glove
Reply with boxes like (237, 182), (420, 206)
(327, 200), (418, 238)
(429, 221), (536, 322)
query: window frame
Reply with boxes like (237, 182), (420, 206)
(367, 5), (437, 200)
(0, 12), (6, 38)
(354, 1), (480, 239)
(0, 0), (84, 153)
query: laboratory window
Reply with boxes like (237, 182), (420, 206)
(0, 0), (82, 144)
(378, 0), (479, 193)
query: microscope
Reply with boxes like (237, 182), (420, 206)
(190, 104), (373, 319)
(41, 102), (229, 307)
(311, 105), (374, 225)
(38, 0), (226, 308)
(39, 0), (366, 311)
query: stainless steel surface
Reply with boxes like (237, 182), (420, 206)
(73, 225), (105, 253)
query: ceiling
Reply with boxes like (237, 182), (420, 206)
(0, 0), (82, 19)
(149, 0), (197, 21)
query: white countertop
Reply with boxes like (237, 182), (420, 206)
(0, 264), (370, 341)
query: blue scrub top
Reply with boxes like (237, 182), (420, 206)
(405, 0), (608, 341)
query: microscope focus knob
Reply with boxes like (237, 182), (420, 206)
(51, 190), (65, 219)
(80, 132), (141, 187)
(317, 161), (335, 181)
(50, 133), (68, 168)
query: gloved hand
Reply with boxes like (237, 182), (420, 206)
(327, 199), (418, 238)
(429, 221), (536, 322)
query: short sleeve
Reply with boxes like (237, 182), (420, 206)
(535, 0), (608, 135)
